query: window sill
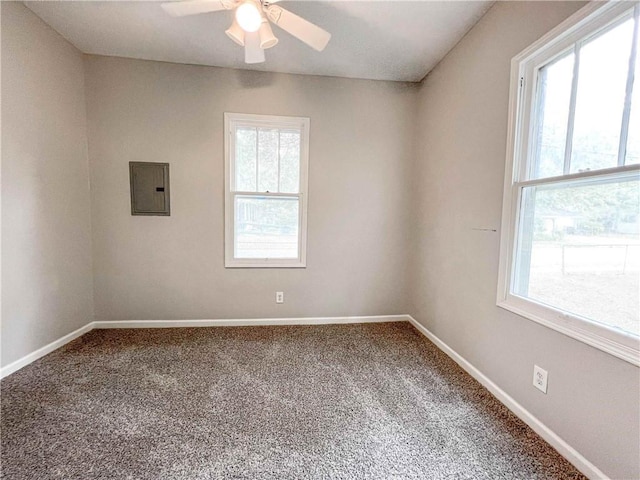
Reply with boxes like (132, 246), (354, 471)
(497, 295), (640, 367)
(225, 259), (306, 269)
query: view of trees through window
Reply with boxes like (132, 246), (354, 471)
(515, 8), (640, 336)
(233, 126), (302, 259)
(516, 179), (639, 335)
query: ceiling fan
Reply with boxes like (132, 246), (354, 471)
(161, 0), (331, 64)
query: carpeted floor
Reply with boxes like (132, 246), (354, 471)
(1, 322), (585, 479)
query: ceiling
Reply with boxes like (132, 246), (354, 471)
(25, 1), (493, 82)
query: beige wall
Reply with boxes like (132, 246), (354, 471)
(84, 55), (417, 321)
(410, 2), (640, 479)
(1, 2), (94, 366)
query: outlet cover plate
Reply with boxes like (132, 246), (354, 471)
(533, 365), (548, 394)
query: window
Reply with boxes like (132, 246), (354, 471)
(498, 2), (640, 365)
(224, 113), (309, 268)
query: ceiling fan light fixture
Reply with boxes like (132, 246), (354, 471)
(258, 19), (278, 49)
(225, 18), (245, 46)
(245, 31), (265, 64)
(161, 0), (332, 57)
(235, 1), (262, 33)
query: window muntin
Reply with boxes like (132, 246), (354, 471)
(499, 3), (640, 365)
(224, 113), (309, 268)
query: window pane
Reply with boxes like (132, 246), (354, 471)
(257, 128), (279, 192)
(625, 22), (640, 165)
(235, 127), (257, 192)
(235, 196), (299, 259)
(514, 176), (640, 336)
(570, 18), (634, 173)
(279, 130), (301, 193)
(532, 52), (574, 179)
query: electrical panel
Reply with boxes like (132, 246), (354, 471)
(129, 162), (170, 216)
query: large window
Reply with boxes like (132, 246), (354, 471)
(224, 113), (309, 268)
(498, 3), (640, 365)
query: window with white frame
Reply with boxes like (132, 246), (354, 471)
(224, 113), (309, 268)
(498, 2), (640, 365)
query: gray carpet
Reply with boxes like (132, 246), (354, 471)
(1, 322), (585, 479)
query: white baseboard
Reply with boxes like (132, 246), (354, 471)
(406, 315), (607, 480)
(92, 315), (409, 329)
(0, 322), (93, 379)
(0, 315), (408, 379)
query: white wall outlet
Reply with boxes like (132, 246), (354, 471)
(275, 291), (284, 304)
(533, 365), (548, 394)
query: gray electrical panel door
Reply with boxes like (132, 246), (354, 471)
(129, 162), (170, 216)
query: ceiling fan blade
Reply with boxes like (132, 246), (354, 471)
(161, 0), (235, 17)
(266, 5), (331, 52)
(245, 32), (265, 64)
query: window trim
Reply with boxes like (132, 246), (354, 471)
(497, 1), (640, 366)
(224, 112), (310, 268)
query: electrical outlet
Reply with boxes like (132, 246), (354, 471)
(533, 365), (548, 394)
(275, 291), (284, 304)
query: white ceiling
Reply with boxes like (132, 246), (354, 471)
(25, 1), (493, 82)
